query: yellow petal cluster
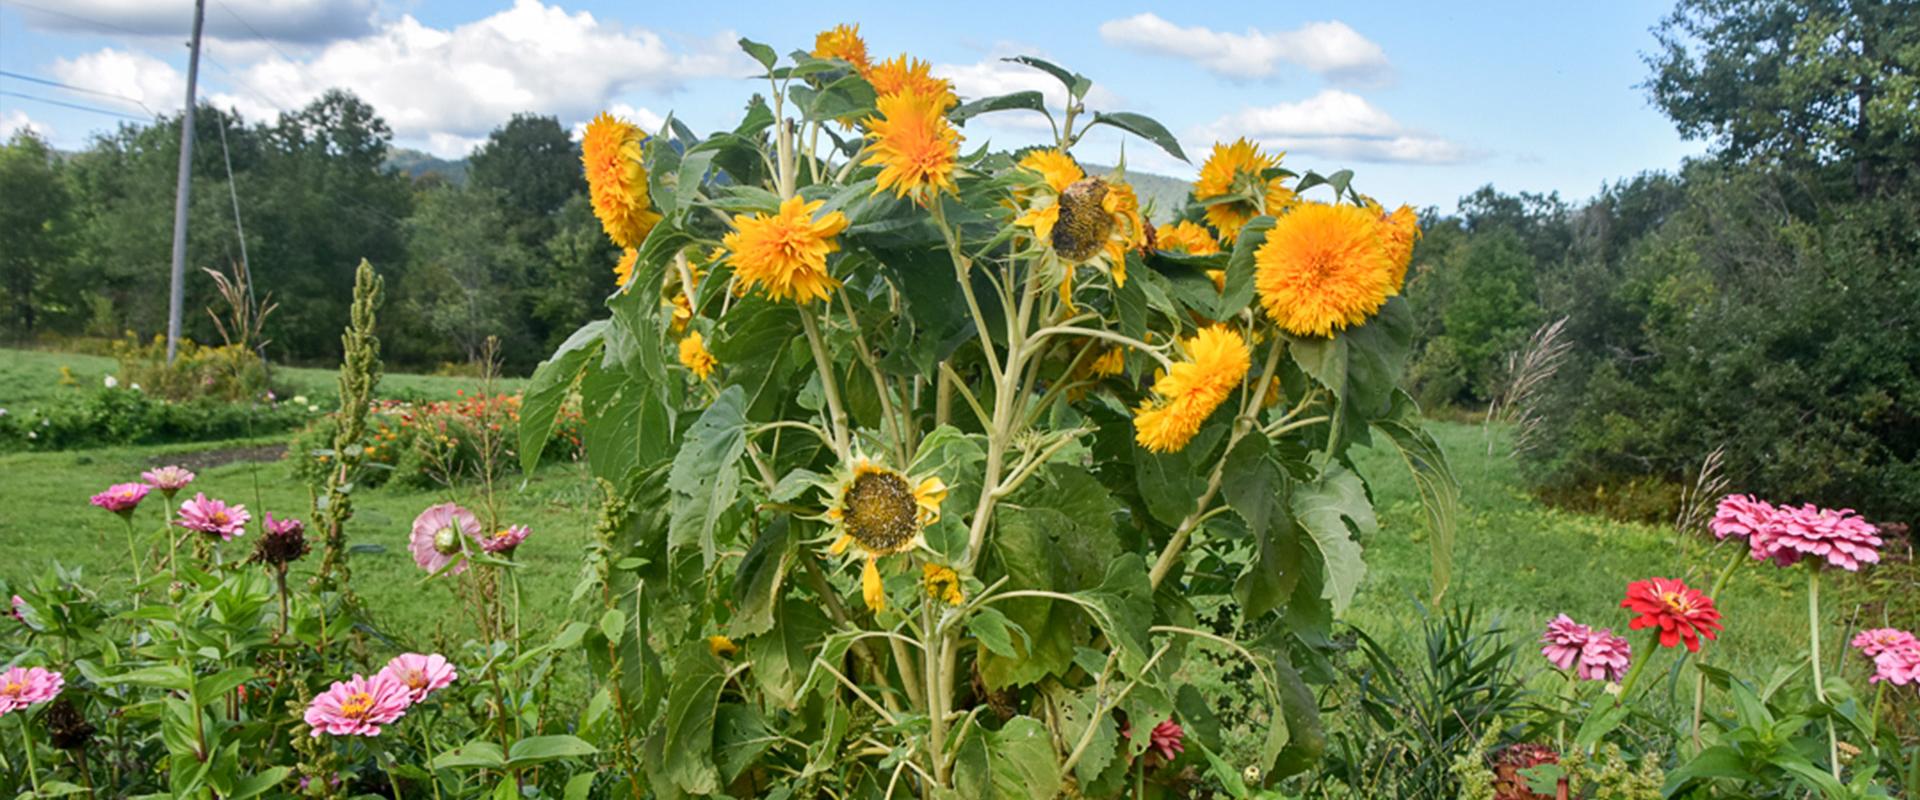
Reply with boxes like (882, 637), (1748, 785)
(923, 563), (964, 606)
(1155, 220), (1221, 256)
(864, 89), (961, 200)
(1194, 139), (1278, 243)
(812, 24), (870, 73)
(867, 55), (956, 109)
(677, 331), (716, 382)
(1132, 326), (1251, 453)
(581, 113), (662, 249)
(1254, 202), (1396, 337)
(722, 197), (850, 304)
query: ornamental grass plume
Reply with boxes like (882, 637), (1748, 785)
(1620, 577), (1722, 652)
(90, 482), (151, 518)
(0, 666), (63, 714)
(176, 492), (250, 541)
(722, 197), (850, 304)
(376, 653), (457, 703)
(139, 465), (195, 497)
(410, 503), (480, 576)
(1132, 325), (1251, 453)
(303, 673), (411, 737)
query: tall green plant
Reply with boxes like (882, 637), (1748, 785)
(313, 259), (384, 591)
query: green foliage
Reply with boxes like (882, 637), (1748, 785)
(0, 385), (310, 452)
(110, 333), (269, 403)
(0, 131), (75, 339)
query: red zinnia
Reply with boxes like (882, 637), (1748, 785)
(1621, 577), (1722, 652)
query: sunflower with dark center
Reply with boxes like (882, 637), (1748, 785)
(1012, 155), (1145, 305)
(823, 458), (946, 612)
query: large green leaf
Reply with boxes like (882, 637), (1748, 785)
(520, 320), (605, 474)
(952, 716), (1061, 799)
(1003, 55), (1090, 99)
(1221, 435), (1300, 619)
(506, 735), (598, 767)
(745, 597), (831, 709)
(668, 386), (748, 568)
(1289, 467), (1376, 614)
(1133, 425), (1226, 527)
(950, 91), (1048, 125)
(729, 516), (793, 638)
(979, 467), (1122, 688)
(1288, 297), (1413, 454)
(659, 645), (726, 795)
(1087, 111), (1189, 162)
(1074, 554), (1155, 676)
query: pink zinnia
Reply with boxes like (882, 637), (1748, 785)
(1577, 628), (1633, 683)
(0, 667), (64, 715)
(1540, 614), (1592, 671)
(263, 513), (304, 537)
(1870, 643), (1920, 686)
(303, 673), (412, 737)
(140, 465), (196, 497)
(410, 503), (480, 576)
(377, 653), (458, 702)
(1756, 503), (1882, 571)
(176, 493), (250, 541)
(1853, 628), (1918, 658)
(90, 482), (152, 518)
(1148, 719), (1185, 761)
(478, 524), (529, 555)
(1710, 494), (1776, 542)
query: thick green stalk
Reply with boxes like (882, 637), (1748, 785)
(1808, 565), (1841, 779)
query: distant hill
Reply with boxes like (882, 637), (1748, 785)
(386, 148), (468, 184)
(378, 150), (1191, 220)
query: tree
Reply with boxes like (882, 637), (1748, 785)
(1645, 0), (1920, 194)
(0, 132), (75, 338)
(398, 185), (530, 365)
(467, 113), (584, 224)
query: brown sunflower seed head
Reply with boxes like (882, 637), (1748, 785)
(842, 470), (919, 553)
(1052, 178), (1113, 263)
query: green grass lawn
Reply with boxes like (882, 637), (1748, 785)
(0, 346), (526, 410)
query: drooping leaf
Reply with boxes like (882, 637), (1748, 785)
(1003, 55), (1091, 100)
(1218, 216), (1274, 319)
(659, 645), (726, 795)
(1087, 111), (1189, 162)
(506, 736), (598, 767)
(520, 320), (606, 473)
(1372, 389), (1459, 603)
(1289, 467), (1375, 614)
(729, 516), (794, 638)
(668, 386), (748, 568)
(952, 716), (1061, 799)
(950, 91), (1049, 125)
(746, 598), (831, 709)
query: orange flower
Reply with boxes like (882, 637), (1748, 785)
(864, 90), (961, 199)
(812, 24), (870, 73)
(1254, 202), (1394, 337)
(721, 197), (850, 304)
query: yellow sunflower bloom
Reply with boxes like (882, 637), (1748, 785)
(1254, 202), (1395, 337)
(823, 457), (947, 612)
(581, 113), (662, 249)
(1377, 203), (1420, 292)
(677, 331), (716, 381)
(864, 90), (961, 200)
(1018, 149), (1085, 194)
(812, 24), (871, 73)
(1194, 139), (1281, 243)
(868, 55), (956, 109)
(1156, 220), (1221, 256)
(708, 635), (738, 658)
(722, 196), (850, 304)
(1132, 325), (1251, 453)
(923, 563), (964, 606)
(613, 247), (639, 291)
(666, 292), (693, 331)
(1067, 345), (1127, 401)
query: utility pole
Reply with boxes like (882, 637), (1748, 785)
(165, 0), (206, 364)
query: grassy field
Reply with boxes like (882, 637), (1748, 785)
(0, 346), (525, 410)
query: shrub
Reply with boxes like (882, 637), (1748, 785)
(0, 385), (311, 452)
(110, 333), (270, 403)
(287, 393), (582, 489)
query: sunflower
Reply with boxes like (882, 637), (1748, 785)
(1132, 325), (1251, 453)
(1018, 148), (1084, 194)
(867, 55), (956, 109)
(812, 24), (871, 73)
(1156, 220), (1221, 257)
(1194, 139), (1278, 243)
(1016, 180), (1145, 302)
(823, 457), (948, 611)
(1376, 203), (1420, 292)
(864, 90), (961, 200)
(678, 331), (716, 381)
(1254, 202), (1395, 337)
(1067, 345), (1127, 401)
(612, 247), (639, 291)
(923, 563), (964, 606)
(722, 196), (850, 304)
(581, 113), (662, 249)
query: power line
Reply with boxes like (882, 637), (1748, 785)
(0, 70), (158, 117)
(0, 90), (149, 121)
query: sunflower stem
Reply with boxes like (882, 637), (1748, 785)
(797, 307), (850, 461)
(1808, 564), (1841, 779)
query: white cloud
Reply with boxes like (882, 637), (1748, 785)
(192, 0), (753, 157)
(1098, 14), (1390, 85)
(935, 53), (1124, 135)
(16, 0), (377, 44)
(49, 49), (184, 117)
(2, 109), (54, 139)
(1197, 90), (1471, 165)
(568, 103), (666, 141)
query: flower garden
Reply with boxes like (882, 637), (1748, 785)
(1, 22), (1916, 800)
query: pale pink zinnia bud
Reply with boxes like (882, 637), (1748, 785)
(409, 503), (480, 576)
(377, 653), (458, 703)
(478, 524), (529, 555)
(140, 465), (196, 497)
(0, 666), (65, 715)
(1576, 628), (1632, 683)
(175, 493), (250, 541)
(89, 482), (152, 518)
(1756, 504), (1882, 571)
(303, 673), (412, 737)
(1540, 614), (1592, 671)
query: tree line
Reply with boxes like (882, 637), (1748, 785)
(0, 90), (621, 374)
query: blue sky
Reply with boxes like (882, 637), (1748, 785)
(0, 0), (1704, 211)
